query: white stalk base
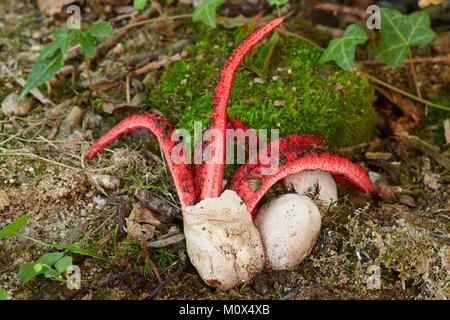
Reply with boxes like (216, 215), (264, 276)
(183, 190), (265, 290)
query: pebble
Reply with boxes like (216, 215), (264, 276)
(91, 174), (121, 190)
(0, 190), (10, 212)
(1, 93), (33, 116)
(57, 106), (85, 137)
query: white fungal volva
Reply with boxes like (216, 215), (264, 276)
(283, 170), (338, 206)
(183, 190), (265, 290)
(255, 194), (321, 270)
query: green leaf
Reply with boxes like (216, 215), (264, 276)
(65, 242), (108, 262)
(19, 52), (63, 100)
(322, 24), (368, 71)
(72, 30), (97, 58)
(19, 263), (38, 283)
(375, 8), (436, 67)
(37, 252), (64, 266)
(0, 288), (8, 300)
(192, 0), (224, 28)
(33, 263), (43, 273)
(269, 0), (289, 6)
(87, 21), (116, 43)
(55, 256), (73, 274)
(39, 28), (71, 61)
(0, 214), (32, 239)
(133, 0), (149, 10)
(43, 267), (59, 279)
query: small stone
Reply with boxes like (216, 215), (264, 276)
(335, 83), (344, 91)
(1, 93), (33, 116)
(356, 250), (371, 263)
(112, 43), (125, 55)
(274, 100), (286, 107)
(0, 190), (10, 212)
(253, 273), (270, 295)
(91, 174), (121, 190)
(57, 106), (85, 137)
(399, 195), (416, 207)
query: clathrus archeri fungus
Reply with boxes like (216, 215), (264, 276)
(87, 17), (373, 289)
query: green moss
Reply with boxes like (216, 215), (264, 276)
(146, 24), (377, 148)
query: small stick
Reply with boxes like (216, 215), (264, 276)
(360, 54), (450, 65)
(444, 119), (450, 145)
(147, 264), (185, 299)
(313, 3), (367, 19)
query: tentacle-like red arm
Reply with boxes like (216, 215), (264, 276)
(200, 17), (285, 200)
(227, 136), (373, 216)
(193, 117), (254, 201)
(87, 113), (196, 209)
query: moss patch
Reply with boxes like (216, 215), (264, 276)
(146, 24), (377, 148)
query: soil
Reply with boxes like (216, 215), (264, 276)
(0, 0), (448, 300)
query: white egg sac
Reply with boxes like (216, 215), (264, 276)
(255, 194), (321, 270)
(283, 170), (338, 206)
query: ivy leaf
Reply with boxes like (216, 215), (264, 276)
(193, 0), (224, 28)
(375, 8), (436, 67)
(72, 30), (97, 58)
(55, 256), (73, 274)
(0, 214), (32, 239)
(87, 21), (116, 43)
(133, 0), (149, 10)
(269, 0), (289, 6)
(19, 52), (63, 100)
(322, 24), (368, 71)
(19, 263), (38, 283)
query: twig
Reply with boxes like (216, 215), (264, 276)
(313, 3), (367, 19)
(407, 48), (422, 99)
(140, 240), (162, 282)
(128, 51), (188, 78)
(363, 72), (450, 111)
(360, 54), (450, 65)
(121, 13), (192, 30)
(444, 119), (450, 145)
(395, 134), (450, 170)
(0, 149), (80, 171)
(147, 264), (185, 299)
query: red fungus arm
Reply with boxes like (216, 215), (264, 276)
(200, 17), (284, 200)
(227, 136), (373, 216)
(193, 117), (254, 201)
(87, 113), (196, 209)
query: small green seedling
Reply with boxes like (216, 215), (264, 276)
(0, 214), (108, 262)
(19, 20), (116, 100)
(153, 248), (176, 267)
(19, 252), (73, 284)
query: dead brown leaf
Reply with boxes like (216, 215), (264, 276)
(377, 88), (425, 135)
(37, 0), (75, 16)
